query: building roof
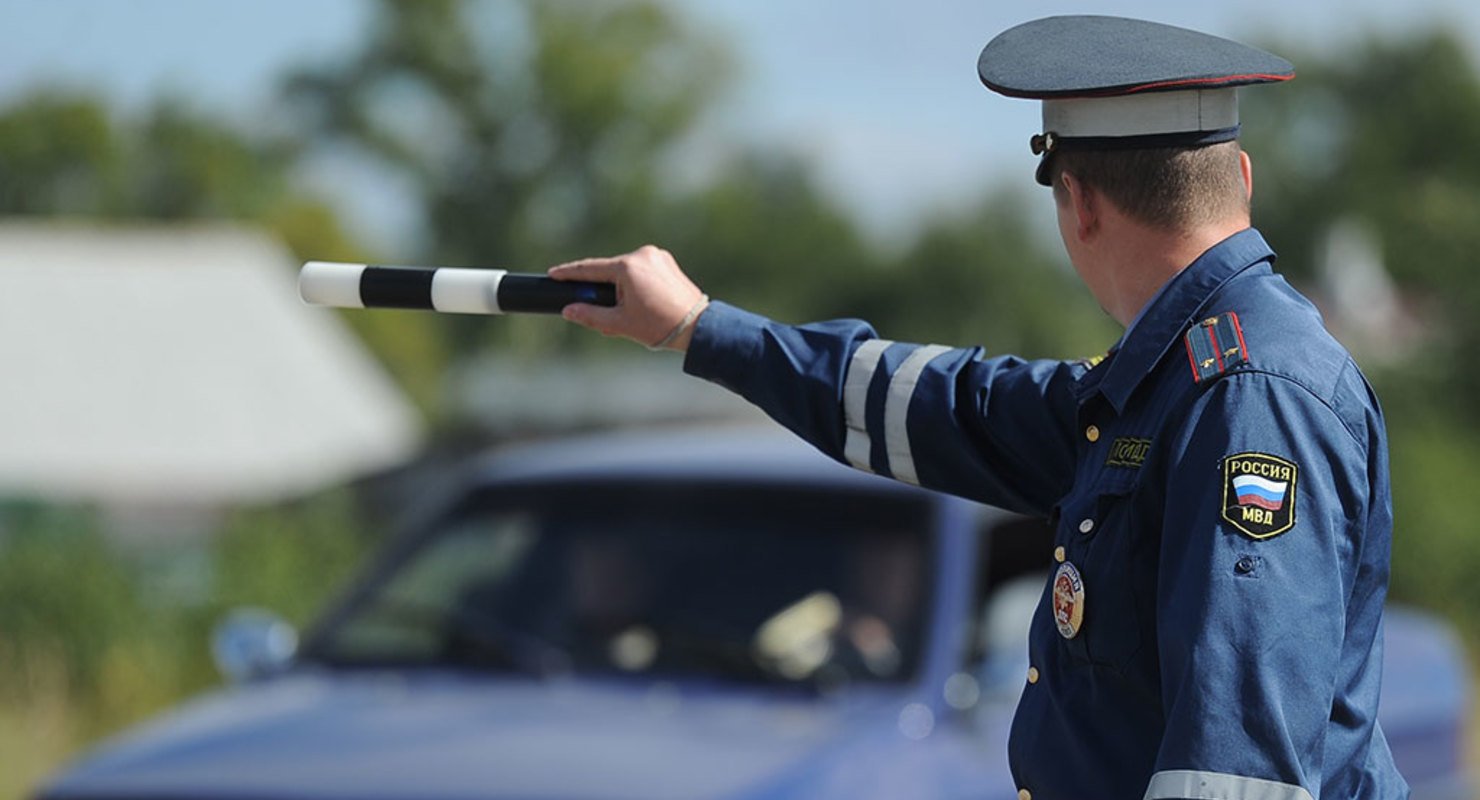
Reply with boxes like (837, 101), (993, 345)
(0, 220), (423, 505)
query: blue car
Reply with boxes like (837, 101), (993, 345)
(36, 427), (1471, 799)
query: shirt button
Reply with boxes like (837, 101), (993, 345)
(1019, 789), (1032, 800)
(1078, 518), (1095, 534)
(1053, 545), (1066, 562)
(1027, 666), (1040, 684)
(1085, 425), (1100, 442)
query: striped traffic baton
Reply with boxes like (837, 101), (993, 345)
(298, 262), (617, 315)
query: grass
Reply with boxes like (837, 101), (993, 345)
(0, 649), (77, 800)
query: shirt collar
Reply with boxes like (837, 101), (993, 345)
(1084, 227), (1275, 412)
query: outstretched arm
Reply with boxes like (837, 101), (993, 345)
(549, 245), (1082, 514)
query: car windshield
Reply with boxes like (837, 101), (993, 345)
(305, 481), (932, 687)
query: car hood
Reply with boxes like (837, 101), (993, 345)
(40, 669), (924, 800)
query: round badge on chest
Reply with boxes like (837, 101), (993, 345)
(1052, 561), (1086, 639)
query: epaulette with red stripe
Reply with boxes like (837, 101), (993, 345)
(1184, 312), (1249, 383)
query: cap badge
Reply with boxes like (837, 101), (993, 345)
(1051, 561), (1085, 639)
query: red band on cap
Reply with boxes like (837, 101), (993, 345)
(1074, 72), (1295, 99)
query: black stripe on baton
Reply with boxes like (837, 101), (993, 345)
(498, 274), (616, 314)
(360, 266), (436, 310)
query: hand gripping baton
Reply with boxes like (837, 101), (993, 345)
(298, 262), (617, 315)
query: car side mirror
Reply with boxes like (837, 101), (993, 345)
(212, 608), (298, 683)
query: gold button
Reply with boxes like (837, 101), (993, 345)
(1027, 666), (1040, 684)
(1085, 425), (1100, 442)
(1054, 546), (1066, 563)
(1019, 789), (1032, 800)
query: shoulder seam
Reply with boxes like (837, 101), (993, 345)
(1201, 364), (1367, 450)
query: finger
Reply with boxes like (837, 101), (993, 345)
(548, 257), (624, 283)
(561, 302), (624, 335)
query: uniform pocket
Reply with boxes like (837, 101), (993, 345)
(1074, 488), (1146, 670)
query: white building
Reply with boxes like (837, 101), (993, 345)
(0, 221), (423, 509)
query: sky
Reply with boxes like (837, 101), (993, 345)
(2, 0), (1478, 249)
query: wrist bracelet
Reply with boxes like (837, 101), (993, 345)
(648, 294), (709, 351)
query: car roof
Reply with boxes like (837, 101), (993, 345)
(466, 423), (934, 498)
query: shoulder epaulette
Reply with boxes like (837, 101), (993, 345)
(1184, 312), (1249, 383)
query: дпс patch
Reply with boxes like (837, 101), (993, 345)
(1106, 437), (1151, 468)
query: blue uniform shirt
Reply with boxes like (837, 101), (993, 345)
(682, 228), (1405, 799)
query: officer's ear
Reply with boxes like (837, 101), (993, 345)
(1058, 170), (1098, 241)
(1240, 149), (1254, 203)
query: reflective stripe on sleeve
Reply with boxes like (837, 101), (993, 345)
(842, 339), (893, 472)
(1143, 770), (1313, 800)
(883, 345), (952, 485)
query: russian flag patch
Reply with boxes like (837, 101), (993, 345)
(1222, 452), (1298, 539)
(1232, 474), (1288, 510)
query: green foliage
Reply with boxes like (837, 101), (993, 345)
(211, 492), (373, 626)
(0, 92), (291, 220)
(0, 494), (374, 797)
(1241, 26), (1480, 645)
(0, 94), (121, 215)
(1244, 29), (1480, 389)
(0, 505), (143, 709)
(283, 0), (730, 360)
(870, 190), (1117, 355)
(1387, 420), (1480, 630)
(661, 153), (887, 324)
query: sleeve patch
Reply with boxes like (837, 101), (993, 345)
(1184, 312), (1248, 383)
(1221, 452), (1297, 539)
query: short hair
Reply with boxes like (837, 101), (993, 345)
(1048, 141), (1248, 231)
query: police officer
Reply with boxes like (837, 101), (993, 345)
(550, 15), (1405, 800)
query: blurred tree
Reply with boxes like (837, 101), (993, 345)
(282, 0), (730, 358)
(0, 92), (292, 220)
(1241, 29), (1480, 639)
(1243, 29), (1480, 399)
(0, 94), (122, 215)
(867, 189), (1118, 355)
(659, 163), (1113, 359)
(660, 152), (888, 325)
(276, 0), (1110, 368)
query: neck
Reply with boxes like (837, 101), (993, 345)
(1102, 217), (1250, 327)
